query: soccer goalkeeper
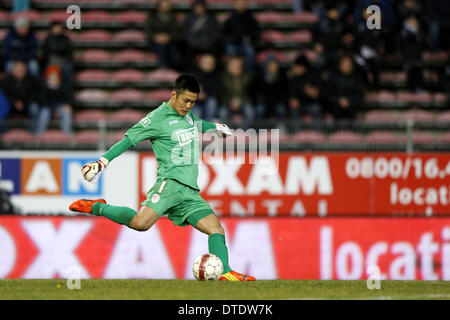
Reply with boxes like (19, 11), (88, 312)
(69, 74), (255, 281)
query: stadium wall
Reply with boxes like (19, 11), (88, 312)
(1, 151), (449, 216)
(0, 216), (449, 280)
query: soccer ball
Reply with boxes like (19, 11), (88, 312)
(192, 254), (223, 281)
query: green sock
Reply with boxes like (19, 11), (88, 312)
(92, 202), (136, 227)
(208, 233), (232, 274)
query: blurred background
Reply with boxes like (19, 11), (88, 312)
(0, 0), (449, 281)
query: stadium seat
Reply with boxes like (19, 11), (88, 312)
(329, 131), (363, 143)
(255, 11), (286, 24)
(46, 10), (69, 22)
(147, 89), (172, 102)
(76, 89), (109, 102)
(109, 109), (144, 123)
(112, 49), (154, 62)
(115, 10), (147, 23)
(422, 51), (448, 63)
(75, 69), (110, 82)
(36, 130), (71, 143)
(112, 30), (146, 42)
(364, 110), (399, 123)
(0, 10), (10, 21)
(75, 130), (101, 144)
(112, 69), (145, 82)
(82, 10), (112, 22)
(397, 92), (433, 104)
(399, 109), (434, 123)
(77, 30), (112, 42)
(78, 49), (112, 63)
(439, 132), (450, 143)
(433, 92), (447, 104)
(110, 88), (144, 102)
(260, 30), (286, 43)
(11, 9), (42, 22)
(435, 111), (450, 123)
(364, 131), (400, 144)
(1, 129), (34, 143)
(75, 109), (108, 123)
(291, 130), (326, 143)
(147, 68), (180, 82)
(365, 90), (396, 103)
(288, 11), (319, 24)
(287, 30), (312, 43)
(108, 130), (128, 145)
(256, 49), (289, 63)
(411, 132), (436, 143)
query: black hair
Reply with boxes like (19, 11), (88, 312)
(174, 74), (200, 94)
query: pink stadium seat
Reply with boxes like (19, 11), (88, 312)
(256, 49), (288, 63)
(412, 132), (435, 143)
(46, 10), (69, 22)
(364, 131), (400, 144)
(147, 68), (180, 82)
(397, 92), (433, 103)
(287, 30), (312, 43)
(36, 130), (71, 143)
(147, 89), (172, 102)
(364, 110), (398, 123)
(439, 132), (450, 143)
(365, 91), (396, 103)
(0, 10), (10, 21)
(380, 72), (406, 83)
(77, 49), (112, 62)
(75, 109), (108, 122)
(261, 30), (286, 43)
(113, 30), (146, 42)
(329, 131), (363, 143)
(422, 51), (448, 63)
(115, 10), (147, 23)
(75, 130), (100, 144)
(291, 130), (326, 143)
(82, 10), (112, 22)
(111, 89), (144, 102)
(75, 69), (110, 82)
(77, 30), (112, 42)
(112, 69), (145, 82)
(0, 30), (7, 41)
(11, 9), (42, 22)
(435, 111), (450, 123)
(112, 49), (155, 62)
(434, 92), (447, 104)
(109, 109), (144, 123)
(255, 11), (286, 24)
(399, 109), (434, 123)
(1, 129), (34, 143)
(288, 11), (319, 24)
(108, 130), (128, 144)
(76, 89), (109, 102)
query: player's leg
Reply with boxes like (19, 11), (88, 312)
(190, 212), (255, 281)
(128, 205), (159, 231)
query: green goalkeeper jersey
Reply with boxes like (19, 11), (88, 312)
(125, 102), (215, 191)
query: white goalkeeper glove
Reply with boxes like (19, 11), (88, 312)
(215, 123), (233, 137)
(81, 157), (108, 182)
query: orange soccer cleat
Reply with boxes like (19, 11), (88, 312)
(219, 270), (256, 281)
(69, 199), (106, 214)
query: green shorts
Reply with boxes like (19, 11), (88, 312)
(141, 178), (215, 227)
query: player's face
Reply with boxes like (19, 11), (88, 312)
(172, 90), (198, 116)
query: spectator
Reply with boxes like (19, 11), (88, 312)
(219, 55), (254, 129)
(223, 0), (260, 71)
(252, 55), (288, 122)
(0, 60), (40, 132)
(40, 22), (73, 83)
(191, 54), (220, 122)
(329, 55), (364, 120)
(2, 17), (39, 76)
(145, 0), (182, 70)
(287, 54), (323, 121)
(398, 15), (425, 92)
(182, 0), (221, 64)
(0, 88), (11, 122)
(426, 0), (450, 51)
(13, 0), (30, 13)
(36, 65), (72, 135)
(354, 5), (384, 90)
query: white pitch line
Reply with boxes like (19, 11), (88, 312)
(290, 293), (450, 300)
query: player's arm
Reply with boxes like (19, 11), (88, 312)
(192, 113), (233, 137)
(82, 113), (158, 182)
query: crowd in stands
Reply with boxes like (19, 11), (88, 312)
(0, 0), (449, 136)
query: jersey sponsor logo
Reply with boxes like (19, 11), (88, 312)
(169, 120), (179, 126)
(176, 127), (198, 146)
(139, 117), (151, 128)
(186, 115), (193, 126)
(151, 194), (160, 203)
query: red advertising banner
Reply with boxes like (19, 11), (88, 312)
(0, 216), (449, 280)
(139, 153), (450, 216)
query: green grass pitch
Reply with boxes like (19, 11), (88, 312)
(1, 280), (450, 300)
